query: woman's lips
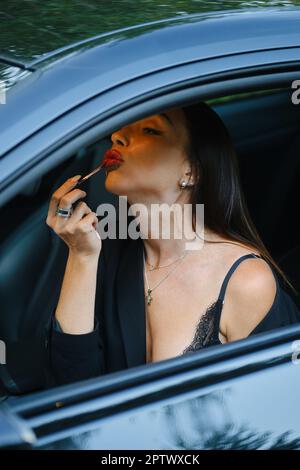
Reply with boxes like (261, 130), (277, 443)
(102, 149), (124, 168)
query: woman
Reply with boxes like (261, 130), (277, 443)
(45, 102), (300, 387)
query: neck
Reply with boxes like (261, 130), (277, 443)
(127, 192), (217, 268)
(131, 199), (199, 268)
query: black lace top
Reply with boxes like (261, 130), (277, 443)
(180, 252), (300, 355)
(181, 298), (223, 354)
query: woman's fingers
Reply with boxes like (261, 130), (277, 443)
(46, 176), (102, 257)
(59, 189), (87, 211)
(48, 175), (82, 218)
(77, 211), (99, 231)
(68, 201), (92, 223)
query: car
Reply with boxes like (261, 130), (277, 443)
(0, 6), (300, 450)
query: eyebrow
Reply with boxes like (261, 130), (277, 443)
(159, 113), (175, 129)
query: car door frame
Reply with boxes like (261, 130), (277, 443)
(1, 46), (300, 206)
(1, 323), (300, 449)
(1, 45), (300, 450)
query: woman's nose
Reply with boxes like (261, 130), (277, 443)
(111, 130), (128, 147)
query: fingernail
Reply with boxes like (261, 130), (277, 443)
(71, 175), (81, 182)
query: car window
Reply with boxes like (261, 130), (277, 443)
(207, 87), (284, 106)
(0, 88), (299, 400)
(0, 155), (74, 246)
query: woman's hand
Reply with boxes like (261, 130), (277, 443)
(46, 175), (102, 259)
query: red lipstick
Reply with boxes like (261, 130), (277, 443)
(74, 148), (124, 187)
(102, 149), (124, 167)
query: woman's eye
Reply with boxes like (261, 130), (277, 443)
(143, 127), (161, 135)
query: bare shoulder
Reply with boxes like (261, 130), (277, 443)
(219, 254), (277, 343)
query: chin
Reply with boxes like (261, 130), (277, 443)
(104, 177), (129, 197)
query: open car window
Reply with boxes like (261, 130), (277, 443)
(0, 86), (299, 405)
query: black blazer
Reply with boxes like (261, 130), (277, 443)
(46, 224), (300, 387)
(47, 228), (147, 387)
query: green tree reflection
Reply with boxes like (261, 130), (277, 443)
(1, 1), (300, 59)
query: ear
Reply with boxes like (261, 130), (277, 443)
(181, 159), (200, 186)
(185, 169), (199, 186)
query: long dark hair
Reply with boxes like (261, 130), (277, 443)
(181, 101), (297, 294)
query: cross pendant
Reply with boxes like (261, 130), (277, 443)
(146, 288), (153, 306)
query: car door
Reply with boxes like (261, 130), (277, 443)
(1, 324), (300, 450)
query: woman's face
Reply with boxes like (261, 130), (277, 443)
(106, 108), (192, 204)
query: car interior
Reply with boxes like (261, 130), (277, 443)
(0, 86), (300, 399)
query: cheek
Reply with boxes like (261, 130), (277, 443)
(152, 147), (184, 176)
(105, 140), (183, 191)
(132, 137), (170, 158)
(137, 142), (183, 170)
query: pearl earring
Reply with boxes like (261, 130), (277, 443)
(179, 179), (188, 189)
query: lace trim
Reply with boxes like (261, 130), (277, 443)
(181, 299), (222, 354)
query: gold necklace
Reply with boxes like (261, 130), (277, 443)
(145, 250), (187, 271)
(143, 249), (188, 306)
